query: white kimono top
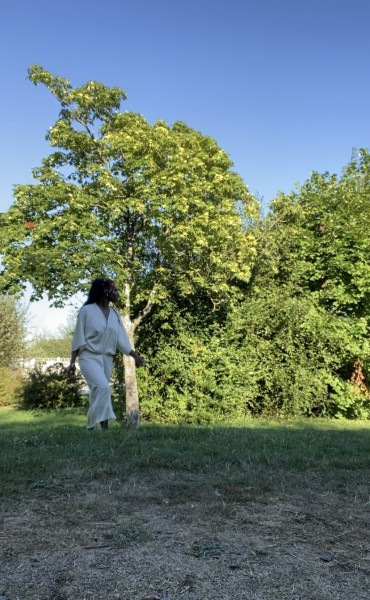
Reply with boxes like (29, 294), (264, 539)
(72, 304), (132, 356)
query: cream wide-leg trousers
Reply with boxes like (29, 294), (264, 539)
(78, 350), (116, 429)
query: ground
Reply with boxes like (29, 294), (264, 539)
(1, 472), (369, 600)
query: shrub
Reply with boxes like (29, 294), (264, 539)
(224, 287), (370, 419)
(137, 286), (370, 423)
(137, 314), (254, 424)
(0, 367), (24, 406)
(20, 362), (85, 409)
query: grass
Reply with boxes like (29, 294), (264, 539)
(1, 406), (370, 499)
(2, 406), (370, 599)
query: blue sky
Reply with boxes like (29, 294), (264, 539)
(1, 0), (370, 334)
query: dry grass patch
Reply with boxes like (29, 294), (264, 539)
(1, 472), (369, 600)
(0, 409), (369, 599)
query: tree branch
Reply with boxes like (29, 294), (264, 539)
(132, 287), (157, 330)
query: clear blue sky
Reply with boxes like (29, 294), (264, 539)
(1, 0), (369, 213)
(1, 0), (370, 334)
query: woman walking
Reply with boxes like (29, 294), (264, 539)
(67, 278), (146, 429)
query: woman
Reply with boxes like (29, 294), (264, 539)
(67, 278), (146, 430)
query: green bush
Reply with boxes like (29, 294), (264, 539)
(324, 375), (370, 420)
(223, 287), (370, 419)
(0, 367), (23, 406)
(137, 311), (254, 424)
(137, 286), (370, 423)
(20, 362), (85, 410)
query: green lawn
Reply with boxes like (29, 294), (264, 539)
(2, 406), (370, 600)
(1, 406), (369, 499)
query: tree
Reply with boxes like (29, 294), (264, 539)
(266, 150), (370, 320)
(0, 65), (258, 426)
(25, 311), (77, 359)
(26, 334), (72, 360)
(247, 151), (370, 409)
(0, 296), (25, 367)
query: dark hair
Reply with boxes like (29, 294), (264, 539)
(84, 278), (114, 305)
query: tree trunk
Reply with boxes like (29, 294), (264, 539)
(122, 316), (140, 428)
(123, 353), (140, 428)
(120, 284), (155, 428)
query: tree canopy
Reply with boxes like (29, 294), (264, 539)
(0, 65), (258, 425)
(0, 65), (258, 312)
(266, 149), (370, 320)
(136, 150), (370, 422)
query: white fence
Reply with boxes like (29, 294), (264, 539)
(18, 357), (73, 373)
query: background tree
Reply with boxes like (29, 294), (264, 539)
(239, 151), (370, 416)
(137, 149), (370, 423)
(26, 333), (73, 360)
(25, 312), (77, 359)
(0, 296), (26, 406)
(267, 149), (370, 320)
(0, 65), (258, 426)
(269, 150), (370, 380)
(0, 296), (25, 368)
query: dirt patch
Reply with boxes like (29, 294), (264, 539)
(1, 474), (369, 600)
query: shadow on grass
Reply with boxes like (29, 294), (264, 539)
(1, 406), (369, 500)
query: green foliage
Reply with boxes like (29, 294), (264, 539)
(138, 333), (231, 424)
(136, 299), (232, 423)
(137, 159), (370, 424)
(20, 362), (85, 410)
(0, 367), (23, 406)
(0, 65), (258, 314)
(0, 65), (258, 424)
(227, 286), (370, 419)
(138, 288), (370, 422)
(1, 66), (369, 423)
(233, 151), (370, 420)
(26, 335), (71, 359)
(111, 353), (126, 420)
(267, 149), (370, 319)
(137, 298), (257, 423)
(324, 375), (370, 420)
(0, 296), (26, 367)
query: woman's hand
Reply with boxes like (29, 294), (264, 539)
(135, 355), (146, 368)
(67, 351), (79, 378)
(66, 363), (76, 379)
(129, 350), (146, 367)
